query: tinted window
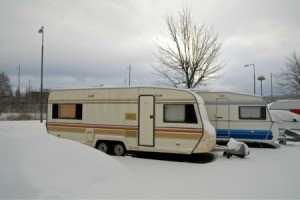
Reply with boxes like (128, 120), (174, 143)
(239, 106), (266, 120)
(52, 104), (82, 120)
(164, 104), (197, 123)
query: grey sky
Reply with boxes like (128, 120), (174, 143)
(1, 0), (299, 96)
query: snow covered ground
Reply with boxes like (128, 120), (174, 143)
(1, 121), (300, 199)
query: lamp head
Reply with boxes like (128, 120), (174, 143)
(257, 75), (266, 81)
(244, 64), (254, 67)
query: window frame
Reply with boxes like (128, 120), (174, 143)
(163, 104), (198, 124)
(52, 104), (83, 120)
(238, 106), (266, 120)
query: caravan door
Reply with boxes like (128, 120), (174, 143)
(216, 98), (230, 138)
(138, 95), (155, 146)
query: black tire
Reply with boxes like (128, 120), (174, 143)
(97, 142), (109, 154)
(279, 140), (287, 145)
(226, 153), (231, 159)
(113, 143), (126, 156)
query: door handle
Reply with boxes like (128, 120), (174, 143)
(217, 116), (223, 119)
(150, 115), (154, 119)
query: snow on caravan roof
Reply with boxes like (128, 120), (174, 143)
(268, 100), (300, 110)
(268, 100), (300, 115)
(50, 86), (197, 94)
(194, 91), (266, 105)
(48, 86), (204, 103)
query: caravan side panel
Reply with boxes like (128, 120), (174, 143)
(196, 91), (279, 144)
(46, 87), (216, 155)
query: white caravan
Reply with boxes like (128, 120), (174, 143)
(268, 100), (300, 115)
(270, 110), (300, 135)
(268, 100), (300, 143)
(46, 87), (216, 156)
(194, 91), (279, 145)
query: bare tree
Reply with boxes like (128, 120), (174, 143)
(0, 71), (12, 97)
(277, 51), (300, 96)
(0, 71), (13, 113)
(153, 6), (224, 88)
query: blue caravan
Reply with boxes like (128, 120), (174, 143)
(195, 91), (279, 145)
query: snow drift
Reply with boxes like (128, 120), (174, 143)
(0, 121), (130, 199)
(1, 121), (300, 199)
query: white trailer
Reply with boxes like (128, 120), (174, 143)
(46, 87), (216, 156)
(268, 100), (300, 144)
(268, 100), (300, 115)
(194, 91), (279, 145)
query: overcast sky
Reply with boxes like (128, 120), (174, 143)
(1, 0), (299, 96)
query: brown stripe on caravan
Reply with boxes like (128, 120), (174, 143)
(155, 132), (201, 140)
(47, 126), (136, 138)
(47, 126), (85, 134)
(155, 128), (203, 140)
(94, 128), (124, 137)
(155, 128), (203, 134)
(46, 123), (202, 140)
(47, 122), (138, 131)
(47, 122), (138, 137)
(125, 130), (137, 138)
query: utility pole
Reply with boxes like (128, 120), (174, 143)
(16, 64), (22, 98)
(244, 64), (256, 95)
(270, 73), (273, 99)
(28, 79), (31, 94)
(127, 64), (133, 86)
(17, 64), (21, 92)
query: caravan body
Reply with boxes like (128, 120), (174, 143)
(46, 87), (216, 155)
(268, 100), (300, 115)
(195, 91), (279, 144)
(268, 100), (300, 137)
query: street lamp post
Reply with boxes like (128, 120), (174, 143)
(127, 64), (133, 86)
(244, 64), (256, 95)
(38, 26), (44, 123)
(270, 73), (280, 100)
(257, 75), (266, 97)
(270, 73), (273, 99)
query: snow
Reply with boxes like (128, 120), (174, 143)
(226, 138), (250, 156)
(1, 121), (300, 199)
(270, 110), (300, 135)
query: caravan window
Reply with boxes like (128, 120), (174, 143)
(164, 104), (197, 123)
(239, 106), (266, 120)
(52, 104), (82, 120)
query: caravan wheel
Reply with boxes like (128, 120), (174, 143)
(97, 142), (109, 154)
(113, 143), (126, 156)
(279, 140), (287, 145)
